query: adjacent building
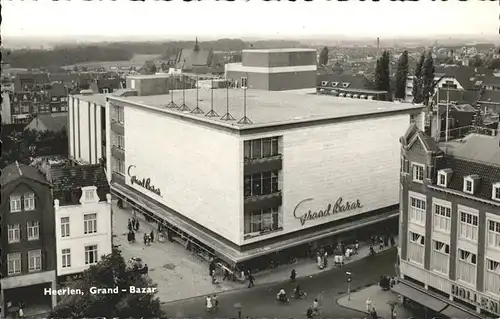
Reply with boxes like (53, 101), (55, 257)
(396, 124), (500, 318)
(105, 74), (422, 270)
(0, 162), (57, 318)
(44, 164), (112, 283)
(25, 113), (68, 133)
(225, 49), (317, 91)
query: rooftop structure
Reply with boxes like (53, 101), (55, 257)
(440, 132), (500, 166)
(109, 88), (422, 130)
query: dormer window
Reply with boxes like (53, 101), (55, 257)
(437, 169), (453, 187)
(463, 175), (480, 195)
(321, 81), (328, 87)
(493, 183), (500, 201)
(342, 82), (350, 88)
(331, 82), (339, 87)
(80, 186), (98, 204)
(85, 190), (94, 201)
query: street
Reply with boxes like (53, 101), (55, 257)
(162, 249), (397, 319)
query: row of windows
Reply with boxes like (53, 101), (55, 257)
(7, 222), (40, 243)
(243, 207), (281, 234)
(243, 137), (280, 160)
(244, 171), (280, 198)
(10, 193), (35, 212)
(113, 132), (125, 149)
(7, 250), (42, 275)
(112, 105), (124, 123)
(112, 157), (125, 175)
(60, 214), (98, 237)
(61, 245), (99, 269)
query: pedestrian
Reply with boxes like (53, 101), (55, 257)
(317, 254), (323, 269)
(312, 299), (319, 313)
(223, 269), (230, 281)
(290, 269), (297, 281)
(131, 231), (135, 243)
(247, 272), (255, 288)
(306, 306), (313, 319)
(345, 247), (351, 260)
(128, 219), (132, 232)
(354, 240), (359, 255)
(323, 251), (328, 268)
(371, 308), (378, 319)
(134, 218), (139, 231)
(212, 294), (218, 308)
(206, 296), (213, 312)
(366, 297), (372, 312)
(339, 254), (344, 267)
(371, 236), (376, 245)
(143, 263), (149, 275)
(150, 230), (154, 243)
(143, 233), (148, 246)
(127, 231), (132, 243)
(390, 235), (395, 247)
(19, 307), (24, 318)
(379, 237), (384, 250)
(211, 269), (217, 284)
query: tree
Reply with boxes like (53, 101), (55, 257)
(412, 52), (426, 104)
(394, 51), (409, 99)
(470, 55), (483, 67)
(374, 50), (391, 100)
(49, 248), (164, 319)
(422, 51), (435, 106)
(319, 47), (329, 66)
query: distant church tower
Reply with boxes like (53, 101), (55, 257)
(194, 37), (200, 52)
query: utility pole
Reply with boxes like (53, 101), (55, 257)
(445, 89), (450, 142)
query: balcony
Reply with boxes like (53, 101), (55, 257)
(110, 120), (124, 134)
(244, 154), (282, 175)
(111, 145), (125, 160)
(244, 191), (282, 212)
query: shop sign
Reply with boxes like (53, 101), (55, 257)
(127, 165), (162, 197)
(59, 273), (84, 283)
(293, 197), (363, 226)
(451, 283), (500, 316)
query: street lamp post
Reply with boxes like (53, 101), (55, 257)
(346, 272), (352, 301)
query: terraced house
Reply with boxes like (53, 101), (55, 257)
(396, 123), (500, 319)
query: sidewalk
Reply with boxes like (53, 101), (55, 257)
(337, 284), (414, 319)
(113, 200), (398, 302)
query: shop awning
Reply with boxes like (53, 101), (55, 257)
(392, 283), (447, 312)
(440, 304), (483, 319)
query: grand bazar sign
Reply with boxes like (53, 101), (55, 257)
(293, 197), (363, 226)
(127, 165), (162, 197)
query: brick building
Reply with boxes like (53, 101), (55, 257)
(396, 124), (500, 318)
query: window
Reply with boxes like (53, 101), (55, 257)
(52, 97), (57, 101)
(457, 249), (477, 285)
(342, 82), (350, 88)
(10, 195), (21, 212)
(437, 172), (447, 187)
(321, 81), (328, 87)
(62, 248), (71, 268)
(8, 224), (21, 243)
(241, 77), (248, 88)
(464, 178), (473, 194)
(24, 192), (35, 211)
(61, 217), (70, 237)
(115, 133), (125, 149)
(112, 157), (125, 174)
(244, 207), (282, 234)
(486, 259), (500, 295)
(84, 190), (94, 201)
(331, 82), (339, 87)
(431, 240), (450, 274)
(412, 164), (425, 182)
(85, 245), (98, 265)
(409, 196), (426, 225)
(244, 171), (280, 198)
(488, 220), (500, 249)
(113, 105), (124, 123)
(408, 232), (425, 265)
(459, 211), (478, 241)
(433, 204), (451, 233)
(102, 88), (109, 94)
(28, 249), (42, 272)
(244, 137), (280, 160)
(7, 253), (21, 275)
(493, 183), (500, 201)
(27, 221), (40, 241)
(84, 213), (97, 234)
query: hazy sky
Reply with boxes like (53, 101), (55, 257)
(2, 0), (498, 38)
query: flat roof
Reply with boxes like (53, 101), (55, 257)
(242, 48), (316, 53)
(440, 133), (500, 166)
(71, 93), (107, 105)
(108, 88), (422, 130)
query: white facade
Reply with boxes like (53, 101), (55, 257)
(54, 186), (113, 276)
(124, 106), (243, 245)
(68, 95), (106, 165)
(118, 103), (410, 246)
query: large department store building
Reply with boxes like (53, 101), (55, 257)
(397, 124), (500, 319)
(101, 68), (423, 269)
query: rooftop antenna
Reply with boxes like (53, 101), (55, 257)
(205, 78), (219, 117)
(165, 74), (178, 109)
(220, 81), (235, 121)
(191, 76), (204, 114)
(237, 75), (252, 124)
(178, 74), (191, 112)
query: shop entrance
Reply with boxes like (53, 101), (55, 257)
(3, 283), (52, 317)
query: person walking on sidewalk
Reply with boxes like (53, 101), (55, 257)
(290, 269), (297, 282)
(143, 233), (148, 246)
(379, 237), (384, 250)
(323, 251), (328, 268)
(247, 272), (255, 288)
(354, 240), (359, 255)
(390, 235), (395, 247)
(150, 230), (154, 243)
(366, 297), (372, 312)
(128, 219), (132, 232)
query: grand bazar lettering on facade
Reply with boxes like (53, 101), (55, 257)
(127, 165), (162, 196)
(451, 284), (500, 316)
(293, 196), (363, 226)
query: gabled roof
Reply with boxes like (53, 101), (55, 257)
(0, 161), (50, 187)
(176, 48), (213, 70)
(50, 164), (110, 202)
(402, 123), (443, 154)
(433, 89), (480, 106)
(15, 72), (50, 83)
(438, 155), (500, 202)
(26, 114), (68, 132)
(434, 66), (476, 90)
